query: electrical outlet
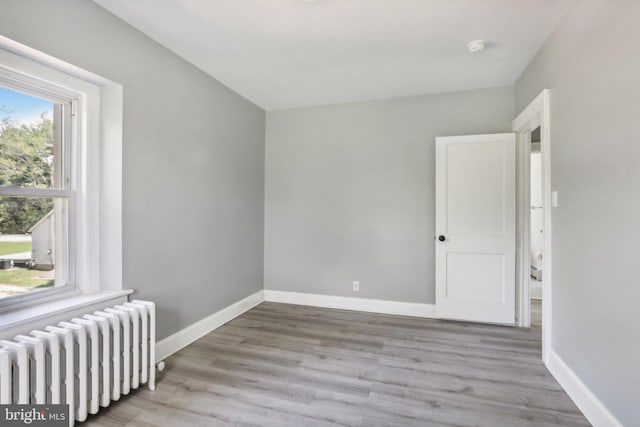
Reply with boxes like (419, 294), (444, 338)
(353, 281), (360, 292)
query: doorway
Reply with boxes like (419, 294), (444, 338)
(512, 89), (552, 362)
(529, 127), (543, 327)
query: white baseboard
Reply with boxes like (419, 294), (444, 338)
(156, 289), (435, 362)
(263, 290), (436, 318)
(546, 350), (623, 427)
(155, 290), (264, 361)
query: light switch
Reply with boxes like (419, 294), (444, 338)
(552, 191), (558, 207)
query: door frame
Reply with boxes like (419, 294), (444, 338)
(512, 89), (552, 362)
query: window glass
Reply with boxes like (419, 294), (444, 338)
(0, 87), (60, 189)
(0, 196), (68, 300)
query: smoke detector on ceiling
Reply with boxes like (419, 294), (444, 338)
(467, 40), (487, 53)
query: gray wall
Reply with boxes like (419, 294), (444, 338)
(0, 0), (266, 340)
(515, 0), (640, 424)
(265, 88), (513, 303)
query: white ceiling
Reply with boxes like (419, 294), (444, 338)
(94, 0), (571, 110)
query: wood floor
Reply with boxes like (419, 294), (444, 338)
(83, 300), (589, 426)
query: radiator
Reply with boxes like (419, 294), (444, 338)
(0, 299), (156, 426)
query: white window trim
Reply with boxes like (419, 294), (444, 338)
(0, 36), (124, 315)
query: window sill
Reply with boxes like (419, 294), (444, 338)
(0, 290), (133, 336)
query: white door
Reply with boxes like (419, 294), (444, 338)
(435, 133), (516, 324)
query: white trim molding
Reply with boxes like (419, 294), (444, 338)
(264, 290), (436, 318)
(512, 89), (552, 362)
(155, 290), (264, 362)
(547, 351), (623, 427)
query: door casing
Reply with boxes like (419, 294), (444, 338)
(512, 89), (552, 363)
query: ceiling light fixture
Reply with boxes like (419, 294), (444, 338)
(467, 40), (487, 53)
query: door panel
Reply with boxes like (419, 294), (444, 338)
(447, 142), (506, 235)
(436, 133), (515, 324)
(446, 252), (505, 302)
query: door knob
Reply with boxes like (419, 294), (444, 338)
(438, 235), (446, 242)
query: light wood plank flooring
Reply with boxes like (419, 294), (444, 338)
(82, 300), (589, 426)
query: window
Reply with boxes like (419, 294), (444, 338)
(0, 39), (124, 311)
(0, 81), (75, 303)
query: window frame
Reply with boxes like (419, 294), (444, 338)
(0, 78), (76, 305)
(0, 38), (124, 313)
